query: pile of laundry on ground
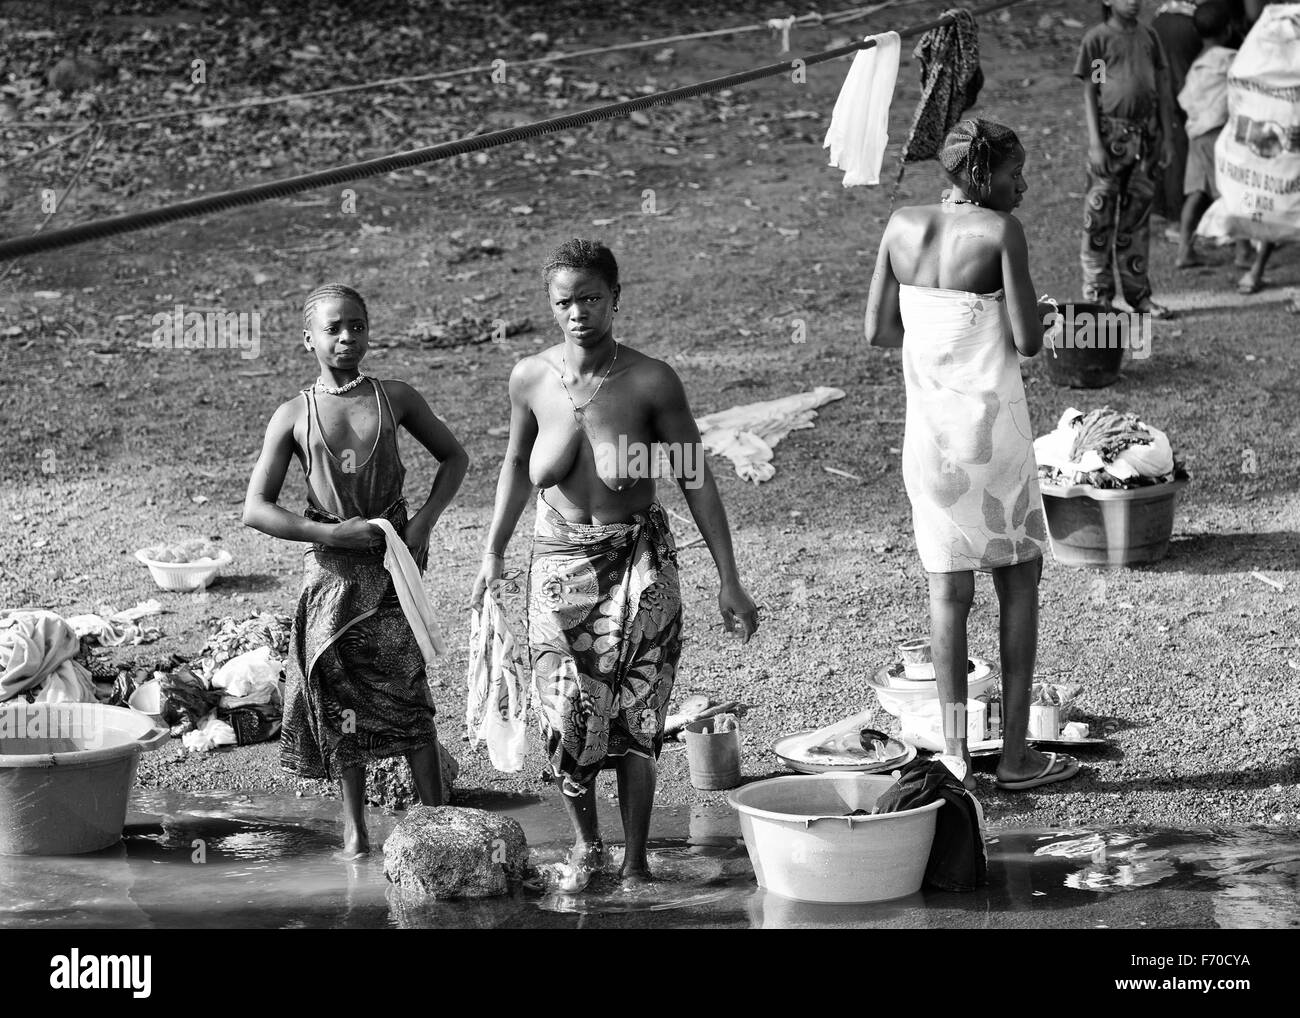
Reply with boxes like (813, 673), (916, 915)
(1034, 407), (1186, 489)
(0, 603), (291, 753)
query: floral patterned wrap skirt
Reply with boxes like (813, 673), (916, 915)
(528, 493), (684, 796)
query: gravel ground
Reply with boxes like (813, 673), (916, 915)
(3, 0), (1298, 834)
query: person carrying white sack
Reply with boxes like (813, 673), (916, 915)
(1195, 1), (1300, 293)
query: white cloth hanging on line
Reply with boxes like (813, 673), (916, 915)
(823, 32), (901, 187)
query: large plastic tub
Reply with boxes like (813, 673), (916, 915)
(729, 774), (941, 903)
(1039, 477), (1189, 567)
(0, 703), (169, 855)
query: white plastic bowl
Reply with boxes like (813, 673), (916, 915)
(135, 547), (232, 592)
(127, 680), (167, 727)
(867, 657), (998, 717)
(729, 773), (941, 903)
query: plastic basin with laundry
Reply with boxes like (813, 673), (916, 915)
(135, 546), (233, 592)
(0, 703), (170, 854)
(729, 773), (941, 903)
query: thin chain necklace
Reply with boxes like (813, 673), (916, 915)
(942, 196), (979, 207)
(559, 342), (618, 423)
(315, 373), (368, 395)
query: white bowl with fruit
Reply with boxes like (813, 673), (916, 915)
(135, 538), (233, 592)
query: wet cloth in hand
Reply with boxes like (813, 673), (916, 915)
(465, 593), (531, 773)
(824, 32), (901, 186)
(369, 516), (446, 664)
(874, 757), (988, 891)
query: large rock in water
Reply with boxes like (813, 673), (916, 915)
(383, 806), (528, 899)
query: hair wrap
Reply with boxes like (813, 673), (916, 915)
(303, 282), (368, 328)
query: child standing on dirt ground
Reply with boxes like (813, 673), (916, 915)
(243, 283), (469, 858)
(1076, 0), (1179, 318)
(1175, 1), (1256, 271)
(865, 119), (1080, 794)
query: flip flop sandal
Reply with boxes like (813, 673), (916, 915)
(995, 752), (1080, 792)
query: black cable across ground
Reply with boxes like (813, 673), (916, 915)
(0, 0), (1032, 263)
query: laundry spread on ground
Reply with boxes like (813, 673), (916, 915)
(695, 386), (846, 483)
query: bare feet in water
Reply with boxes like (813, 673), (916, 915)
(557, 839), (604, 893)
(619, 864), (654, 889)
(340, 826), (370, 860)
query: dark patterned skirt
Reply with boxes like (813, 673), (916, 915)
(528, 494), (683, 796)
(280, 505), (437, 780)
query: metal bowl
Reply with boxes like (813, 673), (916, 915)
(773, 730), (916, 775)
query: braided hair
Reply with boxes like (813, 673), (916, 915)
(302, 282), (368, 329)
(542, 238), (619, 292)
(939, 119), (1022, 201)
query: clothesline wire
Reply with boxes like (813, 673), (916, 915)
(0, 0), (1035, 263)
(0, 122), (103, 284)
(5, 0), (929, 133)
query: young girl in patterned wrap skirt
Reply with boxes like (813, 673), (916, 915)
(243, 283), (469, 857)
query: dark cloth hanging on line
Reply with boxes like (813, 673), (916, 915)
(895, 7), (985, 191)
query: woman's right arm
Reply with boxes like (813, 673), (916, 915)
(242, 402), (336, 544)
(471, 359), (539, 605)
(864, 217), (904, 348)
(242, 401), (377, 549)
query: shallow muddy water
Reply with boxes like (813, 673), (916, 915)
(0, 790), (1296, 929)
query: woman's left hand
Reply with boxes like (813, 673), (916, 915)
(403, 513), (435, 573)
(718, 580), (759, 644)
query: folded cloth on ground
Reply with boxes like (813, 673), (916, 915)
(161, 667), (223, 737)
(211, 645), (283, 706)
(874, 757), (988, 891)
(370, 517), (446, 664)
(1034, 407), (1176, 487)
(181, 713), (237, 752)
(824, 32), (901, 186)
(696, 387), (846, 483)
(0, 610), (96, 704)
(216, 703), (281, 746)
(66, 613), (162, 647)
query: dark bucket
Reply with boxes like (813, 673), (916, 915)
(1042, 302), (1128, 389)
